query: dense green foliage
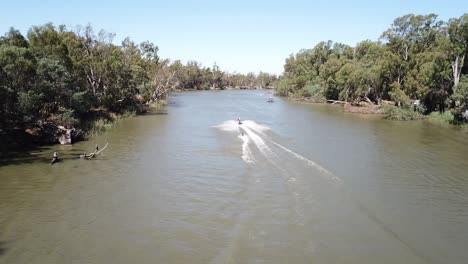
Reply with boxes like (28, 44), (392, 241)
(0, 24), (161, 131)
(275, 14), (468, 122)
(380, 105), (424, 121)
(0, 23), (277, 137)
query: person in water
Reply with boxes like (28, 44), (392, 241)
(237, 119), (244, 135)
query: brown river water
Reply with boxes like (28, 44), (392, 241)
(0, 90), (467, 264)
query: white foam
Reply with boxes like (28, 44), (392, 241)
(214, 120), (240, 132)
(214, 120), (270, 133)
(241, 125), (272, 157)
(287, 177), (297, 182)
(269, 140), (340, 182)
(238, 134), (254, 164)
(242, 120), (270, 133)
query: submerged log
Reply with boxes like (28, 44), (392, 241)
(80, 152), (95, 159)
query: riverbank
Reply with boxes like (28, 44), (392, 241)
(174, 86), (274, 92)
(0, 101), (167, 158)
(285, 95), (468, 129)
(287, 96), (384, 114)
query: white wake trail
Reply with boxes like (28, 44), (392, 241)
(241, 124), (301, 177)
(214, 120), (240, 132)
(269, 141), (340, 182)
(244, 121), (341, 182)
(215, 119), (340, 182)
(240, 125), (271, 157)
(238, 134), (254, 164)
(214, 120), (255, 163)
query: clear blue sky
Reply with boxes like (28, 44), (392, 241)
(1, 0), (467, 74)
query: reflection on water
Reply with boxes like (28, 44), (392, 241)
(0, 90), (467, 264)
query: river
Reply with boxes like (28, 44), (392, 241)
(0, 90), (467, 264)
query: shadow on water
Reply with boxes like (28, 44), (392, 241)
(0, 145), (52, 167)
(0, 241), (7, 256)
(166, 99), (185, 108)
(144, 111), (168, 116)
(0, 145), (92, 167)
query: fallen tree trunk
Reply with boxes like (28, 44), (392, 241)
(95, 142), (108, 155)
(326, 100), (347, 105)
(80, 142), (109, 159)
(362, 96), (374, 105)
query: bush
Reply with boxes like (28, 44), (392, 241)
(55, 109), (79, 127)
(89, 118), (113, 134)
(18, 91), (44, 121)
(388, 83), (412, 108)
(450, 76), (468, 122)
(289, 83), (326, 103)
(290, 88), (307, 98)
(428, 111), (455, 123)
(71, 91), (95, 115)
(380, 105), (423, 121)
(274, 78), (293, 97)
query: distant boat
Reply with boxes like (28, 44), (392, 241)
(267, 98), (274, 103)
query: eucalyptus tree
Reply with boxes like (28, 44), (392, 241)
(443, 14), (468, 90)
(0, 41), (37, 125)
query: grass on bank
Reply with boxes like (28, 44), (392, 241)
(379, 105), (424, 121)
(87, 100), (168, 136)
(83, 110), (137, 136)
(148, 99), (167, 109)
(428, 111), (468, 130)
(428, 111), (455, 123)
(289, 85), (327, 103)
(380, 105), (468, 130)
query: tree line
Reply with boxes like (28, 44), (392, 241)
(0, 23), (277, 135)
(275, 14), (468, 121)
